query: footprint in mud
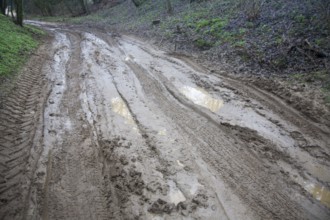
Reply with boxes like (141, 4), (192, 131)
(146, 181), (169, 196)
(119, 155), (129, 165)
(148, 192), (209, 216)
(48, 130), (57, 135)
(100, 136), (132, 160)
(49, 113), (60, 117)
(268, 117), (284, 128)
(290, 130), (308, 146)
(148, 199), (175, 214)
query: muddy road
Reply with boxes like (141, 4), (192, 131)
(0, 22), (330, 220)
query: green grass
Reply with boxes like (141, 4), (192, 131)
(0, 14), (44, 77)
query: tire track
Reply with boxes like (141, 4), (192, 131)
(0, 40), (51, 220)
(122, 59), (308, 219)
(37, 31), (111, 220)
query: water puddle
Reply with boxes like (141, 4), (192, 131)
(111, 97), (136, 127)
(305, 183), (330, 208)
(175, 173), (202, 196)
(180, 86), (223, 112)
(167, 180), (186, 205)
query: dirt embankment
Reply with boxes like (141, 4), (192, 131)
(0, 22), (329, 220)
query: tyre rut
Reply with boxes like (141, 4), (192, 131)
(0, 39), (52, 220)
(1, 21), (330, 220)
(121, 58), (307, 219)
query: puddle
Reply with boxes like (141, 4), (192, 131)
(180, 86), (223, 112)
(111, 97), (136, 126)
(176, 173), (201, 196)
(278, 160), (330, 209)
(305, 183), (330, 208)
(167, 180), (186, 205)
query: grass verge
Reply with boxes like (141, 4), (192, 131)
(0, 14), (45, 78)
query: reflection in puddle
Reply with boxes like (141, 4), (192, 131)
(158, 128), (167, 136)
(180, 86), (223, 112)
(177, 160), (184, 167)
(111, 97), (136, 126)
(305, 183), (330, 208)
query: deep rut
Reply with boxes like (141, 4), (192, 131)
(123, 58), (304, 219)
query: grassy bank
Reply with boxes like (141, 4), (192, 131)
(0, 14), (45, 78)
(63, 0), (329, 73)
(61, 0), (329, 102)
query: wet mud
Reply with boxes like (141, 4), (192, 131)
(0, 21), (329, 220)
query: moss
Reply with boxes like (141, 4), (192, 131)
(195, 17), (228, 35)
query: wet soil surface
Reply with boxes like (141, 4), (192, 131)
(0, 21), (330, 220)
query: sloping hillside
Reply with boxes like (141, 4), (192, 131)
(46, 0), (328, 110)
(69, 0), (329, 76)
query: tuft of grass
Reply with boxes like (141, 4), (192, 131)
(0, 15), (44, 77)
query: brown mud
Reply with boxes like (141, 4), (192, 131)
(0, 21), (329, 220)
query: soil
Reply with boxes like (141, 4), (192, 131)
(0, 21), (330, 220)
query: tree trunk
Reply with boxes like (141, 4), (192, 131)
(166, 0), (173, 14)
(78, 0), (88, 14)
(10, 0), (14, 19)
(0, 0), (7, 15)
(14, 0), (23, 26)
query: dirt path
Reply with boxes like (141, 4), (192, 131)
(0, 22), (330, 220)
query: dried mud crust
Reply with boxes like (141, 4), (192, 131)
(0, 38), (52, 220)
